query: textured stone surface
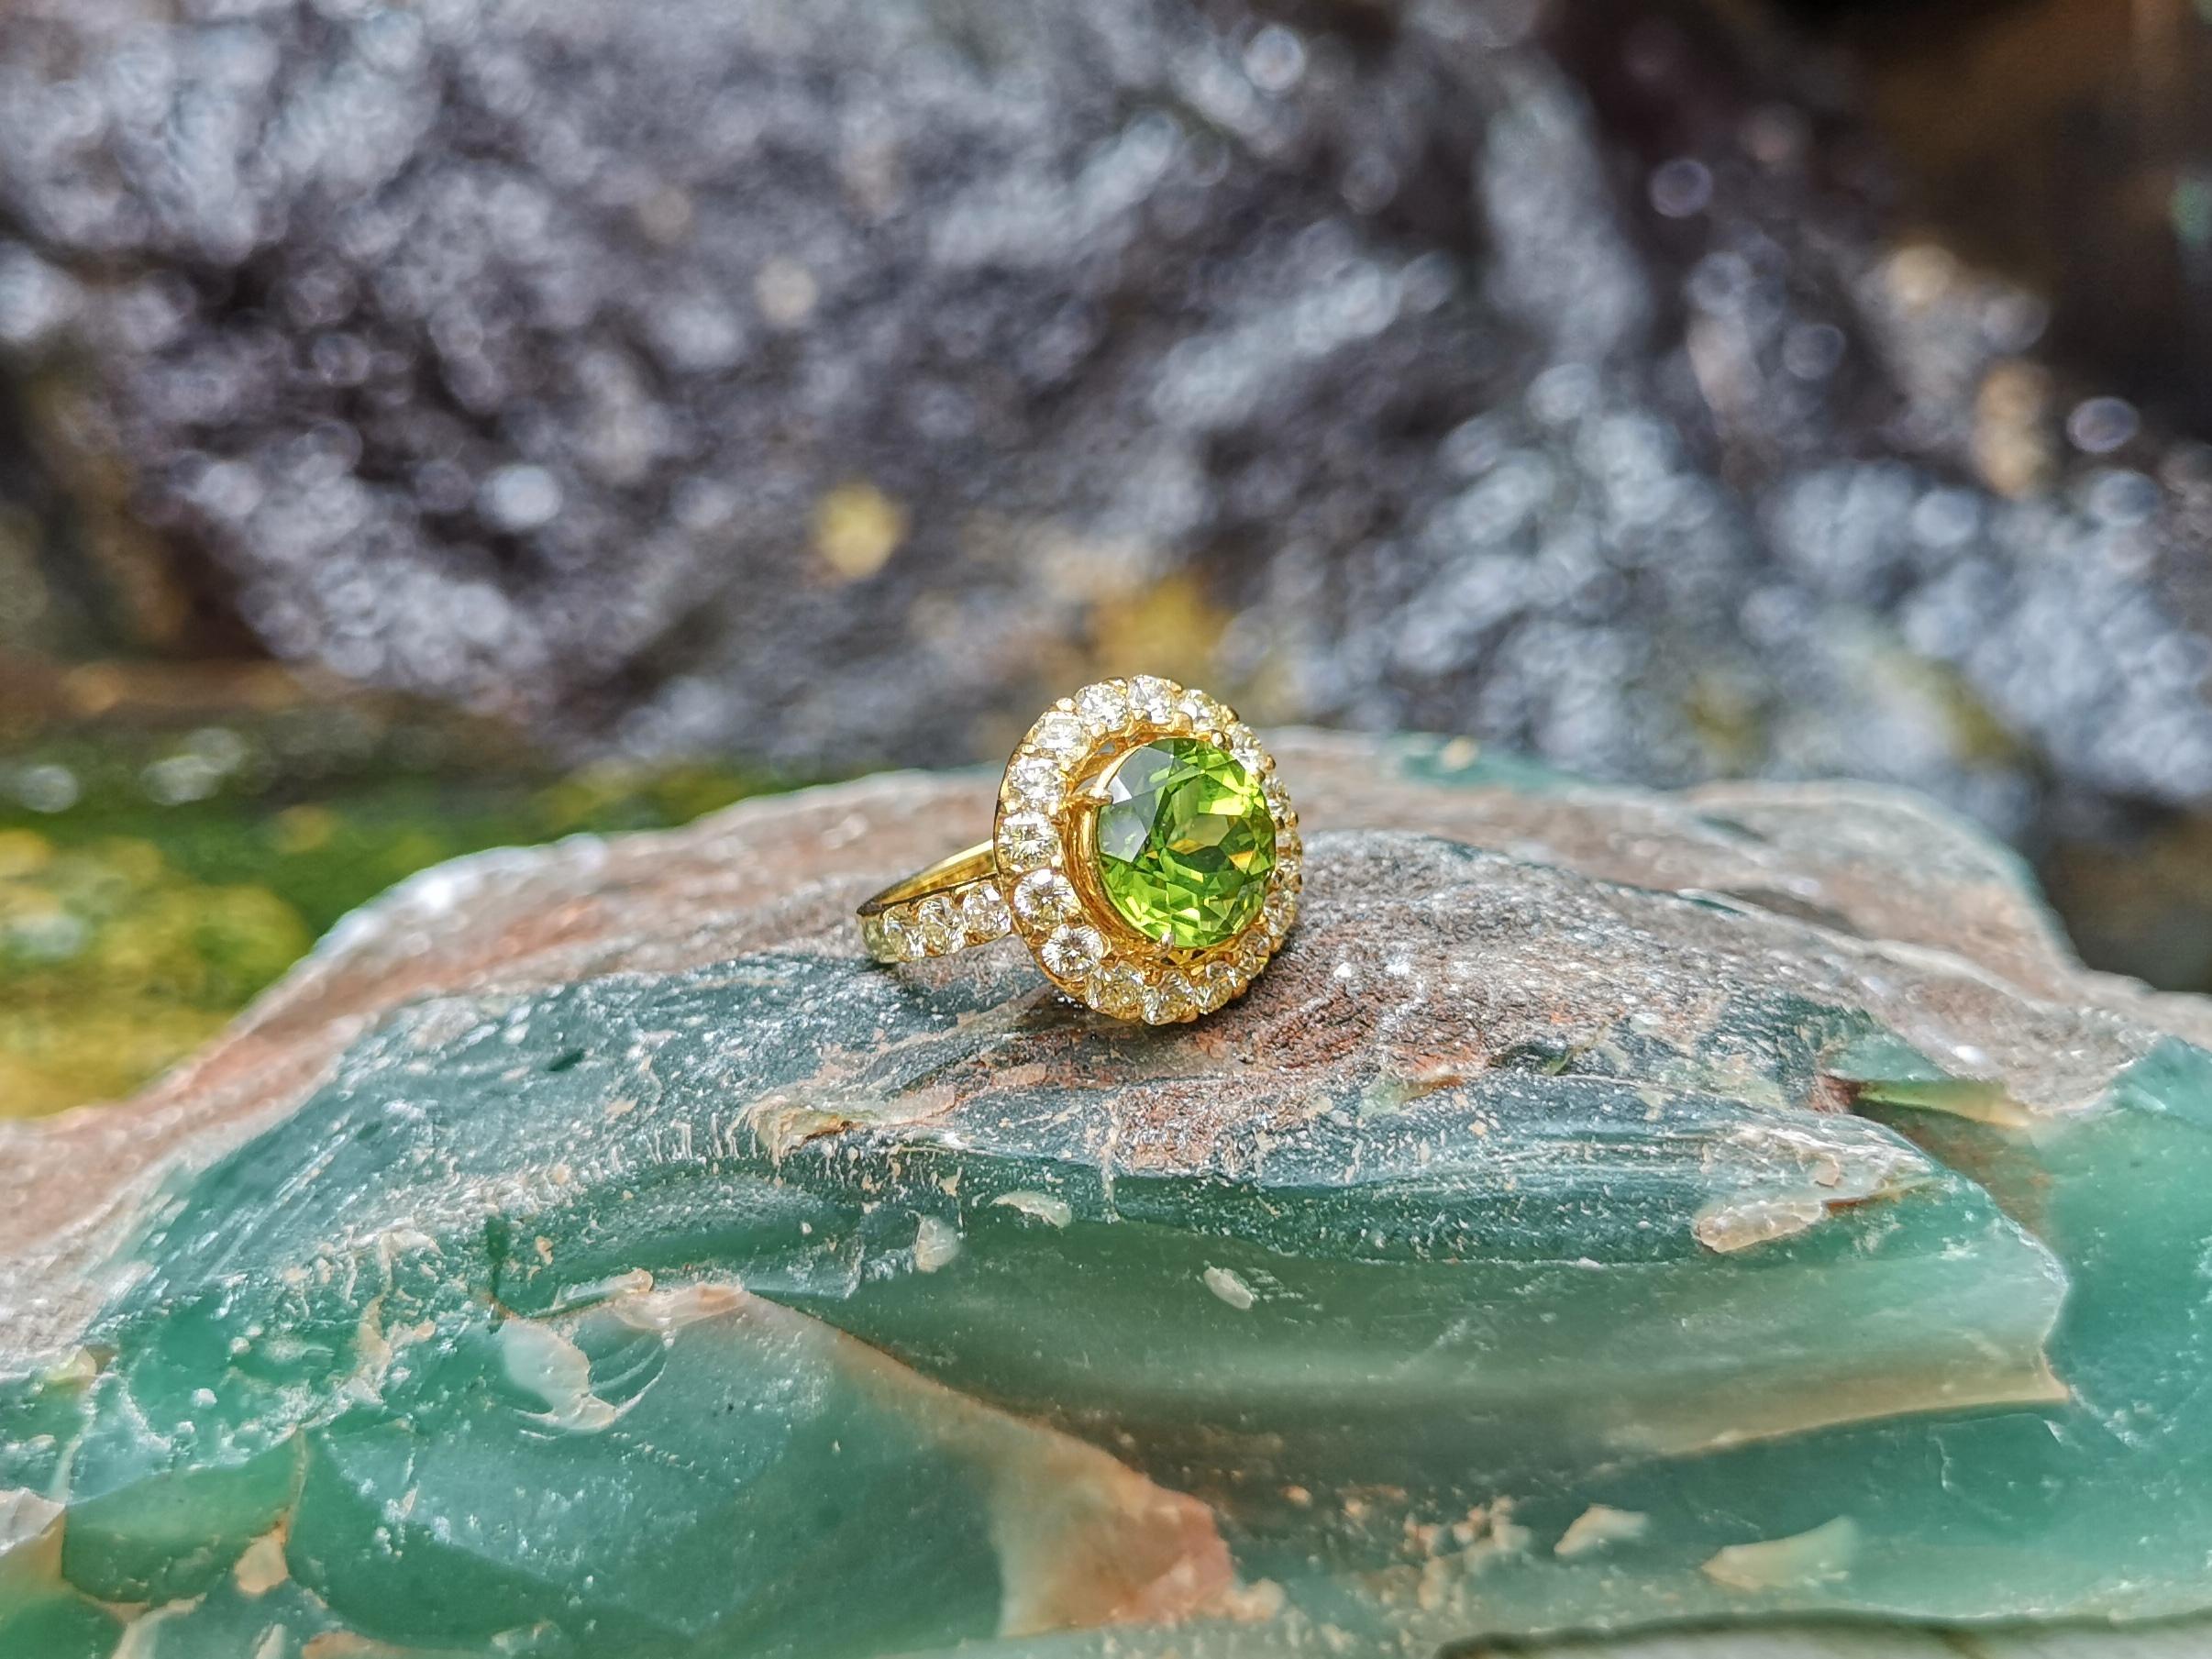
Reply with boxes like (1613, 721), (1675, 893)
(4, 0), (2212, 847)
(4, 730), (2212, 1656)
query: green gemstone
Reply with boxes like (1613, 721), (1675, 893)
(1094, 737), (1276, 947)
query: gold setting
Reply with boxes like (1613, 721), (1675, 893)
(858, 676), (1301, 1023)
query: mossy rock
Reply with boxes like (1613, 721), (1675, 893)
(3, 733), (2210, 1656)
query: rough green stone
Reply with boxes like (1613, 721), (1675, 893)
(1094, 737), (1274, 946)
(5, 732), (2212, 1657)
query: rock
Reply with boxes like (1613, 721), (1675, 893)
(4, 730), (2212, 1656)
(5, 0), (2212, 843)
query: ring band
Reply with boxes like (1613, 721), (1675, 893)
(858, 676), (1301, 1023)
(856, 841), (1007, 959)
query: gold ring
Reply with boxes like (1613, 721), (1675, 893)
(858, 676), (1301, 1023)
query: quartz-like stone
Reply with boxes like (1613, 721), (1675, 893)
(6, 732), (2212, 1658)
(1095, 739), (1275, 948)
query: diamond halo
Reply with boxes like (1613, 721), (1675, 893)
(993, 677), (1301, 1023)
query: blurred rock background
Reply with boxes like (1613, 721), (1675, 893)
(1, 0), (2209, 1110)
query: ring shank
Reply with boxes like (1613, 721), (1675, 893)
(855, 840), (995, 917)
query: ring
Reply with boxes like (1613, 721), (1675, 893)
(857, 676), (1302, 1023)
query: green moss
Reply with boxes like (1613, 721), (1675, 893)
(0, 714), (777, 1115)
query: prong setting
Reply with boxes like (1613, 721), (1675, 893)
(995, 678), (1300, 1023)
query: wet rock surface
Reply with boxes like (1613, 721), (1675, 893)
(4, 732), (2211, 1655)
(4, 0), (2212, 847)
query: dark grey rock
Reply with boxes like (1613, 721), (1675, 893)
(2, 0), (2207, 843)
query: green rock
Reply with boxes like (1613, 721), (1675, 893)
(3, 732), (2211, 1656)
(1095, 737), (1275, 946)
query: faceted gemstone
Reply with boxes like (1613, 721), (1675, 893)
(1142, 970), (1198, 1023)
(1029, 711), (1088, 757)
(1224, 720), (1262, 760)
(1177, 688), (1222, 730)
(1012, 868), (1077, 922)
(1076, 680), (1130, 730)
(1233, 927), (1274, 974)
(996, 813), (1056, 872)
(1004, 754), (1064, 810)
(1041, 924), (1106, 980)
(959, 883), (1011, 941)
(1126, 675), (1177, 724)
(1087, 961), (1145, 1019)
(1094, 738), (1276, 947)
(912, 895), (958, 955)
(1192, 959), (1239, 1012)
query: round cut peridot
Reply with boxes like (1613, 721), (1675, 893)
(1093, 738), (1275, 948)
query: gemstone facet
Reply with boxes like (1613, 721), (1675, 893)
(1012, 868), (1078, 922)
(1093, 738), (1276, 948)
(996, 813), (1056, 872)
(1041, 923), (1106, 979)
